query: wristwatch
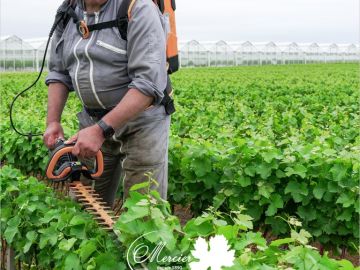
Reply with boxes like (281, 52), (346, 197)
(97, 119), (115, 139)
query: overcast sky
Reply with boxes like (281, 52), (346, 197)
(0, 0), (359, 43)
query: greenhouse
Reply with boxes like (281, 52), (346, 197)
(0, 35), (359, 71)
(0, 36), (35, 71)
(236, 41), (259, 66)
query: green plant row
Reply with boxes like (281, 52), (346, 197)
(1, 166), (358, 269)
(0, 166), (125, 270)
(0, 64), (359, 249)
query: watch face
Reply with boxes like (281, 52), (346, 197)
(105, 128), (115, 138)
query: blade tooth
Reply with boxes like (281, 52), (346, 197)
(77, 197), (91, 200)
(91, 210), (114, 217)
(94, 218), (106, 222)
(88, 212), (102, 217)
(98, 221), (114, 227)
(75, 197), (88, 201)
(93, 201), (108, 205)
(79, 201), (92, 206)
(74, 194), (87, 197)
(85, 208), (98, 211)
(71, 191), (85, 195)
(78, 196), (93, 200)
(80, 202), (96, 206)
(100, 224), (113, 228)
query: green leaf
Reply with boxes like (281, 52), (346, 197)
(4, 226), (19, 244)
(244, 166), (256, 177)
(130, 181), (150, 191)
(26, 231), (37, 241)
(262, 149), (282, 163)
(234, 232), (266, 251)
(285, 181), (308, 202)
(64, 253), (82, 270)
(236, 176), (251, 187)
(213, 219), (228, 227)
(70, 215), (87, 226)
(95, 253), (125, 270)
(265, 194), (283, 216)
(59, 238), (77, 251)
(291, 229), (312, 245)
(216, 225), (239, 241)
(256, 163), (273, 179)
(270, 238), (295, 247)
(184, 219), (213, 237)
(234, 214), (253, 231)
(285, 164), (307, 179)
(192, 157), (212, 177)
(336, 208), (353, 222)
(336, 192), (355, 208)
(258, 182), (274, 199)
(119, 206), (149, 223)
(297, 205), (317, 221)
(330, 163), (348, 182)
(313, 181), (327, 199)
(337, 259), (356, 269)
(39, 226), (58, 248)
(7, 216), (21, 227)
(23, 241), (33, 253)
(79, 240), (97, 262)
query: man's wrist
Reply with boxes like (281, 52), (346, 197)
(46, 120), (61, 127)
(93, 123), (105, 139)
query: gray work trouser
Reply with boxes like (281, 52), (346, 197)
(77, 105), (170, 207)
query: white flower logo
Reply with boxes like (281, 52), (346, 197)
(189, 235), (235, 270)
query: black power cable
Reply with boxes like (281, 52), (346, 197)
(9, 4), (70, 142)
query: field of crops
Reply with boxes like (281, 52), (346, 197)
(1, 63), (359, 269)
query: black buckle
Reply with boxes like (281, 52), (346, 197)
(164, 98), (175, 115)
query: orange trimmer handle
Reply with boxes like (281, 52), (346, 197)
(89, 150), (104, 178)
(46, 145), (75, 179)
(46, 141), (104, 180)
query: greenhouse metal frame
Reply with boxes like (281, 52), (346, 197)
(0, 35), (359, 71)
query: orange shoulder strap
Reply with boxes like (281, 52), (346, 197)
(127, 0), (137, 20)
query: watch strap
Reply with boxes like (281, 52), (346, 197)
(97, 119), (115, 139)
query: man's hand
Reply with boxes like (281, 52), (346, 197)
(65, 124), (105, 159)
(43, 122), (65, 149)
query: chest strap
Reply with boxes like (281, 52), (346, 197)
(68, 0), (134, 40)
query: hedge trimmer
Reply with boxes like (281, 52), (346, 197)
(45, 139), (119, 231)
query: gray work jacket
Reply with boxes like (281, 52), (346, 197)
(45, 0), (168, 108)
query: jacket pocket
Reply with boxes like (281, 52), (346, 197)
(96, 40), (127, 55)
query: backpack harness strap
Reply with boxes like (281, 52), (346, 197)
(64, 0), (134, 40)
(60, 0), (175, 115)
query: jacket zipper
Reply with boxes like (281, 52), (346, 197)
(96, 40), (127, 55)
(73, 10), (89, 105)
(84, 11), (106, 109)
